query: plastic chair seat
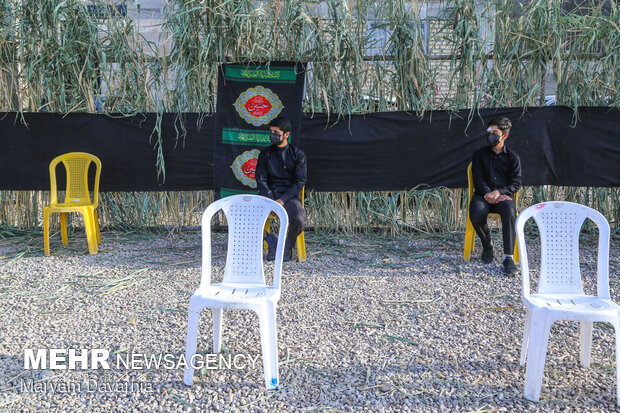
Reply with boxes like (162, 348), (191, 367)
(526, 294), (619, 316)
(486, 212), (502, 221)
(191, 285), (280, 306)
(48, 201), (96, 209)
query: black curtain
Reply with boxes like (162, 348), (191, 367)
(0, 107), (618, 191)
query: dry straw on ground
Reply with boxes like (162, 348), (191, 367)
(1, 229), (619, 411)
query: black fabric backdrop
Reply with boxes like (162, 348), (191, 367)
(301, 106), (620, 190)
(0, 112), (213, 191)
(0, 107), (618, 191)
(213, 62), (305, 197)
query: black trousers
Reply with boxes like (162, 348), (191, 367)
(469, 194), (516, 254)
(283, 197), (306, 247)
(266, 197), (306, 249)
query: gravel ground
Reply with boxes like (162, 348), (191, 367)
(0, 229), (619, 412)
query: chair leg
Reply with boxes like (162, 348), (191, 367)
(513, 234), (520, 264)
(184, 305), (202, 386)
(93, 209), (101, 244)
(257, 301), (279, 390)
(520, 309), (532, 366)
(296, 232), (306, 262)
(88, 209), (99, 254)
(82, 209), (98, 254)
(524, 313), (552, 402)
(579, 321), (593, 368)
(213, 308), (223, 353)
(463, 219), (476, 261)
(60, 213), (68, 245)
(43, 208), (51, 256)
(613, 317), (620, 406)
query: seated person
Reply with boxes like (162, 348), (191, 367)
(255, 116), (307, 262)
(470, 116), (522, 276)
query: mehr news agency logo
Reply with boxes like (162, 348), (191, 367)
(20, 348), (260, 394)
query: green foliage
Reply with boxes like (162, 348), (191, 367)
(1, 0), (614, 114)
(0, 0), (617, 233)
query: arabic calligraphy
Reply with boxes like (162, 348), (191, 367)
(230, 149), (261, 188)
(234, 86), (284, 126)
(245, 95), (272, 117)
(240, 69), (281, 79)
(241, 158), (257, 180)
(238, 133), (269, 143)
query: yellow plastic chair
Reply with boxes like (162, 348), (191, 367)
(43, 152), (102, 255)
(463, 163), (519, 263)
(264, 187), (306, 262)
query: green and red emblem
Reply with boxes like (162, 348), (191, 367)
(230, 149), (261, 188)
(234, 86), (284, 126)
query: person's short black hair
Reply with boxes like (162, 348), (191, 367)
(269, 116), (291, 133)
(487, 117), (512, 134)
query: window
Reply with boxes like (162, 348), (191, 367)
(86, 3), (127, 20)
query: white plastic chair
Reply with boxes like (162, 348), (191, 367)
(183, 195), (288, 390)
(516, 201), (619, 404)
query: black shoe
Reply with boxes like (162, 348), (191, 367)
(266, 246), (276, 261)
(481, 243), (494, 264)
(503, 257), (518, 276)
(283, 247), (292, 262)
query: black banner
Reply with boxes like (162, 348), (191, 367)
(299, 107), (620, 191)
(0, 112), (213, 191)
(213, 62), (305, 197)
(0, 107), (618, 192)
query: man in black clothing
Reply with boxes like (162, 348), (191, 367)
(470, 117), (522, 276)
(255, 116), (307, 262)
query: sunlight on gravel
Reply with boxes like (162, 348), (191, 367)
(0, 230), (619, 412)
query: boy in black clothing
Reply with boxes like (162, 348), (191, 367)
(255, 116), (307, 262)
(470, 117), (522, 276)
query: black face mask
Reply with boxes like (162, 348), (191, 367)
(270, 132), (283, 145)
(487, 133), (501, 147)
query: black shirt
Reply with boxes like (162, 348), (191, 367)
(255, 144), (307, 203)
(472, 146), (522, 196)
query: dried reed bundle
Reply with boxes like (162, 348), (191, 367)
(0, 0), (616, 233)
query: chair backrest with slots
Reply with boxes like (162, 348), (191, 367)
(517, 202), (610, 297)
(49, 152), (101, 206)
(200, 195), (288, 288)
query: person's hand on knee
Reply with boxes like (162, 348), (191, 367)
(496, 194), (513, 203)
(484, 190), (501, 204)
